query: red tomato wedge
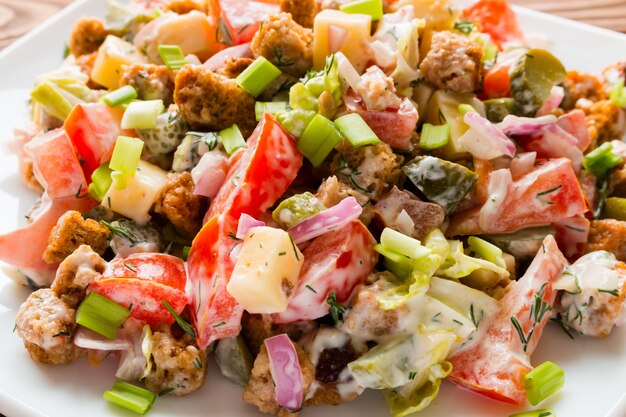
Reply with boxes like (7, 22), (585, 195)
(463, 0), (524, 49)
(448, 235), (566, 405)
(64, 103), (133, 181)
(556, 110), (591, 152)
(273, 221), (378, 323)
(208, 0), (279, 45)
(103, 253), (187, 292)
(190, 114), (302, 348)
(447, 158), (587, 235)
(90, 278), (188, 328)
(483, 61), (512, 99)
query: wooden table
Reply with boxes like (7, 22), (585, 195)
(0, 0), (625, 51)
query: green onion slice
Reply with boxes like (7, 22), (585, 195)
(255, 101), (289, 121)
(76, 292), (131, 340)
(236, 57), (282, 97)
(334, 113), (381, 147)
(339, 0), (383, 20)
(121, 100), (165, 130)
(102, 85), (138, 107)
(419, 123), (450, 150)
(524, 361), (565, 406)
(157, 44), (188, 70)
(103, 381), (156, 415)
(109, 136), (144, 177)
(88, 163), (113, 202)
(583, 142), (623, 178)
(219, 124), (246, 155)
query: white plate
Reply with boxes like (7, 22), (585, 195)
(1, 2), (626, 417)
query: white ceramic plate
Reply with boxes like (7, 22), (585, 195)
(1, 2), (626, 417)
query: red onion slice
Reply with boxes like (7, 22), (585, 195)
(73, 327), (132, 351)
(288, 196), (362, 244)
(191, 151), (229, 198)
(557, 110), (591, 151)
(537, 86), (565, 116)
(460, 112), (517, 160)
(328, 25), (349, 54)
(265, 334), (303, 413)
(236, 214), (265, 239)
(497, 114), (557, 136)
(510, 151), (537, 179)
(203, 43), (253, 70)
(336, 52), (361, 93)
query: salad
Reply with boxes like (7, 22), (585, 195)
(5, 0), (626, 416)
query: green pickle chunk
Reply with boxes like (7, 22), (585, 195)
(403, 156), (476, 214)
(484, 98), (515, 123)
(272, 192), (326, 229)
(215, 336), (253, 387)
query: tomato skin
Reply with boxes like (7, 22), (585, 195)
(104, 253), (187, 292)
(64, 103), (134, 181)
(448, 158), (588, 235)
(483, 62), (512, 99)
(463, 0), (524, 49)
(448, 235), (566, 405)
(190, 114), (302, 349)
(208, 0), (279, 45)
(90, 278), (188, 328)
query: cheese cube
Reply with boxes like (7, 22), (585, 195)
(313, 10), (371, 72)
(152, 11), (218, 62)
(91, 35), (147, 90)
(103, 160), (168, 224)
(227, 227), (304, 314)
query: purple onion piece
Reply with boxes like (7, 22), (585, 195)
(236, 214), (265, 240)
(497, 114), (557, 136)
(265, 334), (303, 413)
(73, 327), (132, 351)
(288, 197), (363, 245)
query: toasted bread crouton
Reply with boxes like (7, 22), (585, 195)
(584, 220), (626, 262)
(154, 172), (207, 238)
(69, 17), (108, 57)
(43, 211), (110, 264)
(120, 64), (176, 106)
(280, 0), (317, 28)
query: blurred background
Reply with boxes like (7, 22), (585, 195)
(0, 0), (625, 51)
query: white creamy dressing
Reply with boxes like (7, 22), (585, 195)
(479, 169), (512, 231)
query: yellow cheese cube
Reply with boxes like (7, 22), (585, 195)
(313, 10), (372, 72)
(103, 160), (168, 224)
(91, 35), (147, 90)
(227, 227), (304, 314)
(152, 11), (217, 62)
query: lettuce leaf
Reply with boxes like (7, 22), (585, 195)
(288, 55), (342, 113)
(437, 240), (510, 279)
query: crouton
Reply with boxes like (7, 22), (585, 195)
(330, 140), (404, 201)
(250, 13), (313, 77)
(563, 71), (606, 107)
(15, 289), (83, 365)
(68, 17), (108, 57)
(154, 172), (207, 238)
(576, 99), (625, 146)
(119, 64), (176, 106)
(419, 31), (482, 94)
(374, 186), (445, 241)
(215, 56), (254, 79)
(51, 245), (106, 308)
(174, 65), (256, 135)
(280, 0), (317, 28)
(316, 176), (374, 225)
(42, 211), (110, 264)
(243, 341), (314, 417)
(611, 165), (626, 198)
(143, 326), (207, 396)
(584, 219), (626, 262)
(163, 0), (206, 14)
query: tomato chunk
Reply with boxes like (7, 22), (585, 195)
(208, 0), (279, 45)
(273, 221), (378, 323)
(448, 235), (566, 405)
(463, 0), (524, 49)
(483, 62), (512, 99)
(104, 253), (187, 292)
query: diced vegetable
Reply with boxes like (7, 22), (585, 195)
(297, 113), (342, 167)
(484, 98), (515, 123)
(157, 44), (187, 70)
(420, 123), (450, 150)
(265, 334), (304, 412)
(255, 102), (289, 121)
(272, 192), (325, 229)
(227, 226), (304, 314)
(605, 197), (626, 220)
(334, 113), (381, 147)
(91, 35), (147, 90)
(509, 49), (567, 117)
(136, 110), (188, 157)
(172, 132), (218, 172)
(88, 163), (113, 202)
(289, 55), (342, 114)
(525, 361), (565, 406)
(76, 292), (131, 340)
(102, 86), (138, 107)
(207, 0), (279, 45)
(610, 77), (626, 107)
(462, 0), (524, 48)
(215, 336), (253, 387)
(403, 156), (476, 214)
(276, 109), (317, 138)
(583, 142), (623, 179)
(509, 411), (555, 417)
(483, 226), (555, 260)
(340, 0), (383, 20)
(110, 136), (144, 177)
(31, 81), (77, 121)
(483, 61), (513, 100)
(288, 197), (363, 244)
(219, 124), (246, 155)
(191, 150), (230, 198)
(468, 236), (506, 268)
(236, 57), (282, 97)
(103, 381), (156, 415)
(121, 100), (165, 130)
(459, 112), (517, 160)
(380, 228), (431, 260)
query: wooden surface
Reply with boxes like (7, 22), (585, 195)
(0, 0), (625, 51)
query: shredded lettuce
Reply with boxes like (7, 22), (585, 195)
(437, 240), (510, 279)
(288, 55), (342, 113)
(390, 19), (425, 88)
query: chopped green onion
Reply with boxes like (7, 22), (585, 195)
(102, 85), (138, 107)
(103, 381), (156, 415)
(583, 142), (623, 178)
(524, 361), (565, 406)
(255, 101), (289, 121)
(339, 0), (383, 20)
(374, 243), (413, 279)
(76, 292), (130, 340)
(236, 56), (281, 97)
(334, 113), (381, 147)
(157, 44), (188, 70)
(161, 300), (196, 339)
(380, 227), (431, 260)
(604, 197), (626, 221)
(468, 236), (506, 268)
(509, 410), (555, 417)
(298, 113), (342, 167)
(121, 100), (165, 130)
(88, 163), (113, 202)
(109, 136), (144, 176)
(419, 123), (450, 150)
(219, 124), (246, 155)
(458, 104), (477, 116)
(31, 80), (74, 120)
(610, 78), (626, 107)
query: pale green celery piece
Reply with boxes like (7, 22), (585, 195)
(272, 192), (325, 229)
(288, 55), (341, 112)
(276, 109), (317, 138)
(468, 236), (507, 268)
(31, 81), (75, 120)
(374, 244), (413, 280)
